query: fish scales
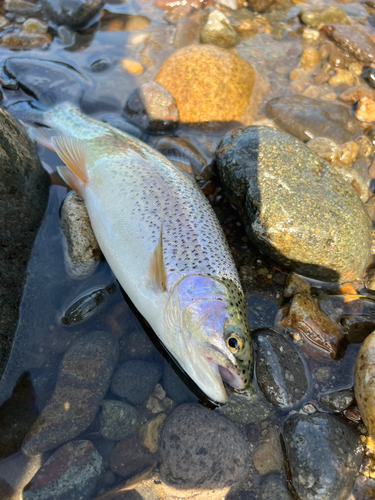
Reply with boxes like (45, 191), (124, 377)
(27, 104), (253, 403)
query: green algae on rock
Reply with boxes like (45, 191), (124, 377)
(215, 126), (372, 282)
(355, 331), (375, 440)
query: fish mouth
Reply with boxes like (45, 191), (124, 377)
(203, 347), (244, 391)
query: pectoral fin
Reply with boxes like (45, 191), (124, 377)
(51, 136), (88, 184)
(149, 223), (166, 292)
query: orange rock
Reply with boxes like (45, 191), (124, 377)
(121, 59), (144, 75)
(356, 96), (375, 122)
(155, 44), (255, 124)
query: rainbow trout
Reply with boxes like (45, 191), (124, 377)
(26, 103), (252, 403)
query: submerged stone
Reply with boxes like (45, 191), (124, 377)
(23, 440), (103, 500)
(41, 0), (104, 28)
(99, 400), (139, 441)
(283, 413), (363, 500)
(266, 96), (360, 143)
(324, 24), (375, 65)
(200, 8), (238, 49)
(215, 126), (372, 282)
(160, 404), (249, 489)
(339, 314), (375, 343)
(300, 6), (349, 28)
(355, 331), (375, 440)
(22, 331), (118, 456)
(320, 388), (354, 412)
(61, 284), (115, 325)
(109, 437), (157, 478)
(155, 44), (255, 125)
(253, 329), (309, 409)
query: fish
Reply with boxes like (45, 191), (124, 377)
(16, 102), (253, 403)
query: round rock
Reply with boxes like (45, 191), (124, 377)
(160, 404), (249, 489)
(283, 413), (363, 500)
(253, 329), (309, 409)
(99, 400), (139, 441)
(111, 360), (163, 405)
(215, 125), (372, 282)
(155, 44), (255, 124)
(109, 437), (157, 478)
(41, 0), (104, 28)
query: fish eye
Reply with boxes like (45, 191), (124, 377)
(226, 333), (244, 353)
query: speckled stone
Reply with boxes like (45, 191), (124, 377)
(283, 413), (363, 500)
(324, 25), (375, 65)
(215, 126), (372, 282)
(22, 331), (119, 456)
(300, 6), (349, 28)
(355, 331), (375, 440)
(200, 8), (238, 49)
(155, 44), (255, 124)
(266, 96), (360, 143)
(99, 400), (139, 441)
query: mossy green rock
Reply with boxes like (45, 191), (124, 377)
(215, 126), (372, 282)
(300, 6), (349, 28)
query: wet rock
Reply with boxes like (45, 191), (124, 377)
(0, 16), (10, 29)
(162, 362), (197, 404)
(91, 58), (111, 72)
(139, 413), (166, 453)
(111, 360), (163, 405)
(220, 390), (270, 425)
(339, 314), (375, 343)
(4, 0), (41, 14)
(365, 267), (375, 290)
(160, 404), (249, 489)
(329, 70), (354, 87)
(284, 272), (310, 298)
(283, 413), (363, 500)
(109, 437), (157, 477)
(215, 126), (372, 282)
(123, 82), (179, 134)
(173, 17), (199, 49)
(299, 48), (320, 69)
(99, 400), (139, 441)
(333, 163), (370, 202)
(364, 66), (375, 89)
(119, 328), (158, 362)
(261, 474), (292, 500)
(253, 428), (283, 475)
(356, 96), (375, 122)
(300, 6), (349, 28)
(248, 0), (274, 13)
(155, 44), (255, 125)
(266, 96), (360, 143)
(60, 192), (102, 279)
(280, 293), (344, 361)
(355, 331), (375, 440)
(246, 295), (278, 329)
(61, 285), (116, 326)
(320, 388), (354, 411)
(200, 8), (238, 49)
(0, 107), (50, 380)
(0, 32), (51, 49)
(0, 452), (42, 492)
(23, 440), (104, 500)
(29, 366), (58, 412)
(22, 18), (48, 34)
(324, 25), (375, 65)
(22, 331), (119, 456)
(154, 136), (211, 181)
(4, 57), (88, 107)
(340, 85), (375, 103)
(253, 329), (309, 409)
(41, 0), (104, 29)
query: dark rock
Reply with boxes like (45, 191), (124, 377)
(154, 136), (211, 181)
(246, 295), (279, 329)
(266, 96), (360, 143)
(4, 58), (88, 107)
(280, 293), (344, 361)
(109, 437), (157, 478)
(283, 272), (310, 298)
(324, 24), (375, 65)
(61, 285), (116, 326)
(100, 115), (144, 140)
(162, 362), (197, 404)
(0, 452), (42, 492)
(99, 400), (139, 441)
(320, 389), (354, 411)
(355, 331), (375, 440)
(0, 107), (50, 380)
(363, 66), (375, 89)
(253, 329), (309, 409)
(23, 440), (104, 500)
(215, 126), (372, 282)
(28, 366), (58, 412)
(160, 404), (249, 489)
(22, 331), (119, 456)
(111, 360), (163, 405)
(339, 314), (375, 343)
(90, 58), (110, 72)
(283, 413), (363, 500)
(41, 0), (104, 28)
(119, 328), (158, 362)
(122, 82), (179, 134)
(220, 391), (271, 425)
(261, 474), (292, 500)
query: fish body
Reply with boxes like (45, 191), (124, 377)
(27, 104), (253, 403)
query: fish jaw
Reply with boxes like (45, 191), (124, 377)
(202, 345), (245, 390)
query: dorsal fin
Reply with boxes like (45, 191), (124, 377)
(149, 222), (166, 292)
(51, 136), (88, 184)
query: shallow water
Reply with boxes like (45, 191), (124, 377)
(1, 0), (375, 498)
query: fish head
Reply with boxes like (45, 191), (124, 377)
(165, 274), (253, 404)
